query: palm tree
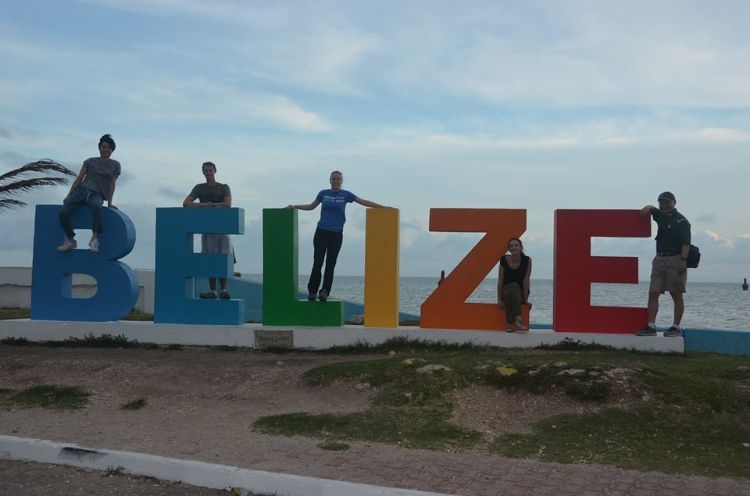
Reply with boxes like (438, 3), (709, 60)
(0, 160), (77, 211)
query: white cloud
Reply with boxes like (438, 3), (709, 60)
(667, 128), (750, 144)
(702, 229), (734, 248)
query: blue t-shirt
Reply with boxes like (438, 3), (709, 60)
(316, 189), (356, 232)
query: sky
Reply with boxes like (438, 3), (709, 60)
(1, 0), (749, 283)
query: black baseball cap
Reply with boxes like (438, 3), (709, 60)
(658, 191), (676, 202)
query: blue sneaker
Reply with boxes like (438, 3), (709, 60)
(664, 326), (682, 337)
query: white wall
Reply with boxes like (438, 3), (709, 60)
(0, 267), (155, 314)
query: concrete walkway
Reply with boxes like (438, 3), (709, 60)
(2, 433), (749, 496)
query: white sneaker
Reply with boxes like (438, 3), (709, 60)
(89, 238), (99, 252)
(57, 238), (77, 251)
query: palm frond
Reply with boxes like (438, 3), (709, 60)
(0, 177), (70, 195)
(0, 198), (26, 210)
(0, 159), (78, 213)
(0, 160), (77, 183)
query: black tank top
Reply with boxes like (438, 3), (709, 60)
(500, 254), (530, 288)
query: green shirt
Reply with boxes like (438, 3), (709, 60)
(652, 208), (691, 255)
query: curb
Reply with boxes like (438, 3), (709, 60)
(0, 435), (452, 496)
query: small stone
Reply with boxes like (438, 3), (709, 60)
(496, 366), (518, 377)
(275, 360), (284, 366)
(557, 369), (585, 376)
(388, 350), (397, 356)
(402, 358), (426, 366)
(354, 382), (371, 391)
(743, 442), (750, 448)
(416, 364), (452, 374)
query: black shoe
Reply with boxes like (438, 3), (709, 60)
(636, 326), (656, 336)
(664, 326), (682, 337)
(318, 289), (328, 302)
(219, 290), (231, 300)
(199, 291), (217, 299)
(307, 293), (316, 301)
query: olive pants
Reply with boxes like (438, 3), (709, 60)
(501, 282), (523, 324)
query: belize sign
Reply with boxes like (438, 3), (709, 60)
(30, 205), (651, 333)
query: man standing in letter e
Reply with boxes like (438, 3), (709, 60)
(183, 161), (234, 300)
(637, 191), (691, 337)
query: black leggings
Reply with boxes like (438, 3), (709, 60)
(307, 228), (343, 295)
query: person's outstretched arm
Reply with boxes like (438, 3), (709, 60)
(286, 199), (320, 211)
(640, 205), (655, 219)
(354, 197), (390, 208)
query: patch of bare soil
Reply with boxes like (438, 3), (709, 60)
(449, 385), (600, 436)
(449, 365), (643, 440)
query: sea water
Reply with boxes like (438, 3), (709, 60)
(326, 276), (749, 330)
(244, 275), (750, 330)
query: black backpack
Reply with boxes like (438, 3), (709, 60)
(687, 244), (700, 268)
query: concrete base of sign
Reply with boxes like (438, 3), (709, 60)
(0, 319), (684, 353)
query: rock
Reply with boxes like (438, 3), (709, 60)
(275, 360), (284, 366)
(416, 364), (452, 374)
(388, 350), (397, 356)
(354, 382), (371, 391)
(402, 358), (426, 366)
(496, 366), (518, 377)
(557, 369), (585, 376)
(346, 314), (364, 325)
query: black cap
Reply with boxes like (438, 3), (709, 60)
(658, 191), (676, 202)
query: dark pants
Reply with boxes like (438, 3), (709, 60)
(502, 283), (523, 324)
(59, 186), (104, 239)
(307, 228), (343, 295)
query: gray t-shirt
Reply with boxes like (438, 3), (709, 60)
(189, 182), (231, 203)
(80, 157), (121, 198)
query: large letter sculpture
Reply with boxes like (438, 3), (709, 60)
(262, 208), (344, 326)
(421, 209), (527, 330)
(154, 207), (245, 325)
(553, 209), (650, 333)
(364, 208), (400, 328)
(31, 205), (138, 321)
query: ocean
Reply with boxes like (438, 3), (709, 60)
(245, 276), (750, 331)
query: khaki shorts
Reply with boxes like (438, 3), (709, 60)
(650, 255), (687, 294)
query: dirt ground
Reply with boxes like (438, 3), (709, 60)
(0, 345), (593, 492)
(4, 345), (749, 496)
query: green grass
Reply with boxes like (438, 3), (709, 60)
(1, 333), (165, 350)
(120, 397), (147, 410)
(254, 347), (750, 477)
(490, 406), (750, 477)
(317, 440), (351, 451)
(254, 406), (480, 450)
(0, 384), (90, 409)
(322, 336), (481, 355)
